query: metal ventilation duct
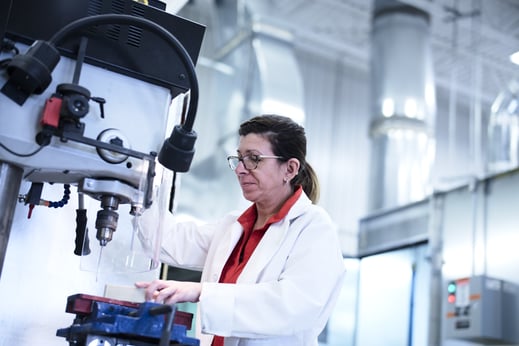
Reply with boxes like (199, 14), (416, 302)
(486, 79), (519, 174)
(173, 0), (305, 222)
(251, 23), (305, 124)
(368, 0), (436, 211)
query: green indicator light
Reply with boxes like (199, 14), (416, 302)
(447, 282), (456, 293)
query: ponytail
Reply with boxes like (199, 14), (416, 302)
(293, 162), (320, 204)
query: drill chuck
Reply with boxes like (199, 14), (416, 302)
(95, 206), (119, 246)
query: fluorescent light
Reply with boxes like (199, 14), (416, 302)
(404, 98), (418, 118)
(382, 98), (395, 117)
(510, 51), (519, 65)
(261, 99), (305, 124)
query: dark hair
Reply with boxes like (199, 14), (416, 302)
(239, 114), (320, 204)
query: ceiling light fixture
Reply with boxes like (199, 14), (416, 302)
(510, 51), (519, 65)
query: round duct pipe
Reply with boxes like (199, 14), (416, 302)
(486, 79), (519, 174)
(173, 1), (305, 222)
(368, 0), (436, 211)
(251, 23), (305, 124)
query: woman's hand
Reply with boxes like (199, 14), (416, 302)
(135, 280), (202, 304)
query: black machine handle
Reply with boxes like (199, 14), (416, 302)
(74, 208), (91, 256)
(148, 304), (175, 346)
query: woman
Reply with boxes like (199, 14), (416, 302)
(136, 114), (345, 346)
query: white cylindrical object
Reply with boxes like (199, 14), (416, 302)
(369, 0), (436, 211)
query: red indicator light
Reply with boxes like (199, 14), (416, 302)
(448, 294), (456, 304)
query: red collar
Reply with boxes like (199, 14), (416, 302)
(237, 186), (303, 231)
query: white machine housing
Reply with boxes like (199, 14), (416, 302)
(0, 0), (205, 277)
(0, 47), (171, 196)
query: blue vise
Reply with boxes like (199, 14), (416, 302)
(56, 294), (199, 346)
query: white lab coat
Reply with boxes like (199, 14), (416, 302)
(157, 192), (345, 346)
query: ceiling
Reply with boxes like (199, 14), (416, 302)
(246, 0), (519, 105)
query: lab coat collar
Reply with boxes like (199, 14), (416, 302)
(237, 191), (312, 282)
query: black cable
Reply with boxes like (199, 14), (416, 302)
(1, 37), (19, 55)
(0, 58), (11, 69)
(0, 39), (17, 68)
(0, 141), (44, 157)
(169, 171), (177, 213)
(72, 36), (89, 85)
(48, 14), (199, 132)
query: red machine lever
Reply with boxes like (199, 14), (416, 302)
(27, 204), (35, 219)
(41, 96), (62, 128)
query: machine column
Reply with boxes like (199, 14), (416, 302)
(0, 162), (23, 278)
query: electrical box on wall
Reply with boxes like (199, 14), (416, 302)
(445, 275), (519, 344)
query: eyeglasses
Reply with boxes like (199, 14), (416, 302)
(227, 154), (283, 170)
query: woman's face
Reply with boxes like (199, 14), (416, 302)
(234, 133), (288, 206)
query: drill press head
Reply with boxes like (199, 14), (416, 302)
(0, 1), (205, 273)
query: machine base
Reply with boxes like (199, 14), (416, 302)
(56, 293), (199, 346)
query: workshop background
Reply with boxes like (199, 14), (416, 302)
(1, 0), (519, 345)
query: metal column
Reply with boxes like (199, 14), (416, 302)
(0, 162), (23, 278)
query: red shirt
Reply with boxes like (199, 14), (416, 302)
(211, 186), (303, 346)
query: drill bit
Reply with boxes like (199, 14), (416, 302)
(95, 246), (104, 282)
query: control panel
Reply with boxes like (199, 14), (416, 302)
(444, 275), (519, 344)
